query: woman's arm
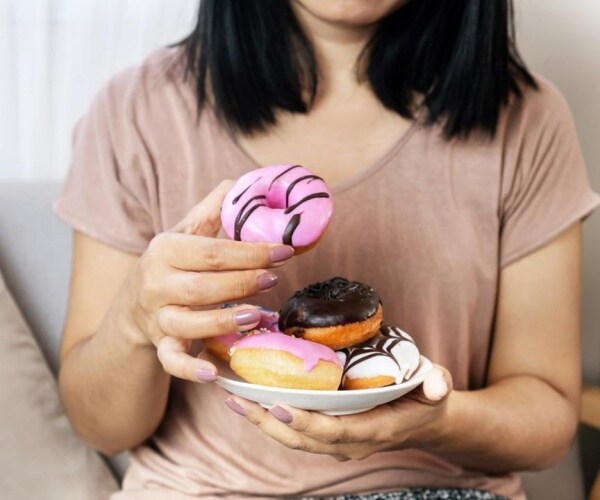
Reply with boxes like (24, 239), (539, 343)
(58, 232), (168, 455)
(427, 221), (581, 471)
(59, 182), (294, 455)
(229, 223), (581, 473)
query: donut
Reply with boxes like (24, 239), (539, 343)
(338, 325), (421, 390)
(229, 332), (343, 390)
(220, 164), (334, 252)
(377, 325), (420, 381)
(204, 306), (281, 362)
(278, 277), (383, 350)
(204, 332), (242, 362)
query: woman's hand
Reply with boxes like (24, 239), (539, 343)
(116, 180), (295, 383)
(224, 364), (452, 460)
(59, 180), (296, 453)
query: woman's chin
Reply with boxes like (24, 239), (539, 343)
(291, 0), (409, 27)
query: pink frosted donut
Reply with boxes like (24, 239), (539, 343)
(229, 332), (343, 390)
(203, 306), (281, 361)
(220, 164), (334, 250)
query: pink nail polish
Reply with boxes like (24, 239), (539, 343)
(269, 246), (294, 263)
(234, 308), (261, 326)
(225, 398), (246, 416)
(196, 368), (217, 382)
(257, 272), (278, 290)
(270, 405), (292, 424)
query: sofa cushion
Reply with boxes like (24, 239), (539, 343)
(0, 270), (118, 499)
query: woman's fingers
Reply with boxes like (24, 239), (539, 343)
(157, 304), (262, 339)
(227, 398), (337, 455)
(164, 269), (279, 306)
(156, 336), (217, 382)
(268, 404), (394, 445)
(150, 232), (294, 271)
(407, 364), (453, 405)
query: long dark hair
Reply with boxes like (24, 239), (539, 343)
(180, 0), (535, 139)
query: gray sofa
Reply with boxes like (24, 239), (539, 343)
(0, 181), (594, 499)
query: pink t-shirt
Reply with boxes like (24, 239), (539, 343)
(54, 49), (599, 499)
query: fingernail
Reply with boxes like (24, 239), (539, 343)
(225, 398), (246, 416)
(269, 246), (295, 263)
(234, 308), (261, 326)
(257, 272), (278, 291)
(196, 368), (217, 382)
(428, 376), (448, 401)
(270, 405), (293, 424)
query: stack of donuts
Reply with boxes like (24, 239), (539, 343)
(210, 164), (421, 391)
(205, 277), (421, 391)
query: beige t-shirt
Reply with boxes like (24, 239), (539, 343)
(55, 49), (599, 499)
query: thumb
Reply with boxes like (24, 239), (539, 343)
(172, 179), (235, 237)
(407, 364), (453, 405)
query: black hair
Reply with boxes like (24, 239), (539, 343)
(181, 0), (536, 139)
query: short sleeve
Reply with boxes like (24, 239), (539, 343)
(499, 79), (600, 267)
(53, 68), (157, 254)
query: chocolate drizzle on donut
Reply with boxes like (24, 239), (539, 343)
(278, 277), (381, 329)
(231, 165), (330, 245)
(284, 192), (330, 214)
(268, 164), (302, 189)
(339, 325), (419, 386)
(232, 176), (261, 205)
(283, 213), (301, 246)
(285, 175), (323, 206)
(234, 195), (266, 241)
(342, 346), (390, 379)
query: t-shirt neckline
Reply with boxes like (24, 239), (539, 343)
(207, 104), (418, 195)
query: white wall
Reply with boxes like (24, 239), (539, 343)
(516, 0), (600, 383)
(0, 0), (198, 180)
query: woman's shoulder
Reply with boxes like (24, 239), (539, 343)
(500, 73), (574, 139)
(89, 47), (194, 125)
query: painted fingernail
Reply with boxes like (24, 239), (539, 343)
(225, 398), (246, 416)
(234, 308), (261, 326)
(196, 368), (217, 382)
(257, 272), (278, 291)
(269, 246), (295, 263)
(270, 405), (293, 424)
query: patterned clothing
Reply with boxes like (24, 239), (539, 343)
(305, 489), (505, 500)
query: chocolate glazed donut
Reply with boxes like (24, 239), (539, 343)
(278, 277), (384, 350)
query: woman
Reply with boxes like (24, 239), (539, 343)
(55, 1), (599, 498)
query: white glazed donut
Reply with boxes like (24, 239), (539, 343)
(337, 325), (421, 390)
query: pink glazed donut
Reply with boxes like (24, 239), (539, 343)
(229, 332), (343, 390)
(203, 305), (281, 362)
(220, 164), (334, 251)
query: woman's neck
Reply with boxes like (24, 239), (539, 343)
(290, 2), (376, 93)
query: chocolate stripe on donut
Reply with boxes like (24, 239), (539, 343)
(376, 338), (399, 352)
(268, 164), (302, 189)
(282, 213), (301, 246)
(285, 175), (323, 207)
(342, 346), (394, 378)
(380, 325), (414, 342)
(347, 325), (419, 383)
(234, 195), (266, 241)
(284, 192), (330, 214)
(232, 176), (261, 205)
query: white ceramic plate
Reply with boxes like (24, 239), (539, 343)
(210, 354), (433, 415)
